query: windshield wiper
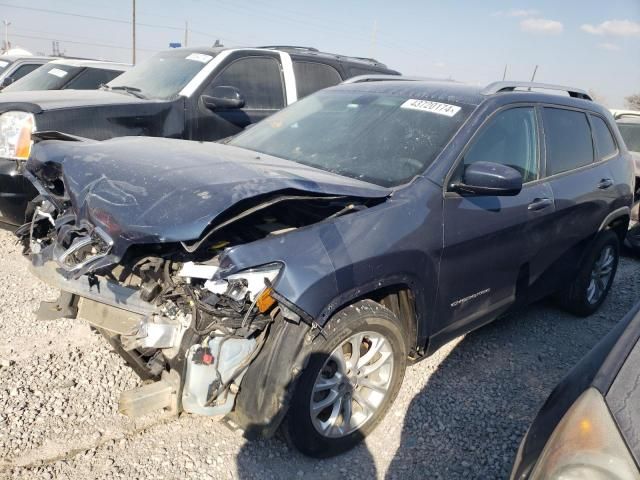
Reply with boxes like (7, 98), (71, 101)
(108, 85), (147, 99)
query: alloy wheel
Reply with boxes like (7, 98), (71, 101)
(309, 331), (394, 438)
(587, 245), (615, 305)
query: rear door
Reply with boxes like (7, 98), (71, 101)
(538, 107), (616, 287)
(190, 53), (286, 141)
(436, 105), (555, 338)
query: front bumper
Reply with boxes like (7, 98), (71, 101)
(30, 246), (155, 316)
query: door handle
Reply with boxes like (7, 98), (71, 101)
(598, 178), (614, 189)
(528, 197), (553, 211)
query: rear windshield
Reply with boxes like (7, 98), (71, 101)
(230, 89), (473, 187)
(3, 63), (82, 92)
(106, 50), (218, 100)
(618, 121), (640, 153)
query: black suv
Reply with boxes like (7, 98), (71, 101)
(19, 80), (633, 457)
(0, 45), (398, 227)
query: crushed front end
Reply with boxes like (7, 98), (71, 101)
(18, 177), (308, 422)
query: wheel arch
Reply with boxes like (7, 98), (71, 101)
(599, 206), (630, 244)
(315, 276), (425, 357)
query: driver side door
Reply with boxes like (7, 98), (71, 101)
(433, 106), (555, 341)
(188, 54), (286, 141)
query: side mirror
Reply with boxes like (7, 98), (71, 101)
(0, 76), (14, 88)
(201, 86), (245, 111)
(452, 161), (523, 196)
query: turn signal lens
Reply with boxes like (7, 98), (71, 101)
(256, 287), (276, 313)
(529, 388), (640, 480)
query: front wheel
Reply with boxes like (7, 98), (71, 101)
(283, 300), (407, 458)
(558, 230), (619, 317)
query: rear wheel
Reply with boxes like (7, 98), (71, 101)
(283, 300), (407, 458)
(558, 230), (619, 316)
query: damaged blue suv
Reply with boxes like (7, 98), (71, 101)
(19, 79), (633, 457)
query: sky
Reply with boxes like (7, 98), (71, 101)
(1, 0), (639, 106)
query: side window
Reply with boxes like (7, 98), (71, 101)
(207, 56), (284, 109)
(65, 68), (123, 90)
(9, 63), (41, 82)
(590, 115), (617, 160)
(543, 108), (594, 176)
(293, 61), (342, 99)
(462, 107), (539, 183)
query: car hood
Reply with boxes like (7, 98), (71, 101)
(27, 136), (390, 255)
(0, 88), (149, 113)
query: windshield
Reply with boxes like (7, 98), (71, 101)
(618, 121), (640, 153)
(230, 89), (473, 187)
(3, 63), (81, 92)
(106, 50), (217, 100)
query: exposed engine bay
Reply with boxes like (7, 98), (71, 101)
(18, 160), (381, 421)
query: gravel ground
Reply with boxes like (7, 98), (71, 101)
(1, 228), (639, 479)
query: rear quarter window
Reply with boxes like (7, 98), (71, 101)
(543, 107), (594, 176)
(590, 115), (617, 160)
(293, 61), (342, 99)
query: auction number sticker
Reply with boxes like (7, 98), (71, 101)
(186, 53), (213, 63)
(401, 99), (461, 117)
(48, 68), (68, 78)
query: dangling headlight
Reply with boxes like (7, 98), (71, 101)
(0, 111), (36, 160)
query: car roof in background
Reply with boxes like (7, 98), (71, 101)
(329, 79), (599, 108)
(611, 109), (640, 123)
(172, 45), (394, 70)
(48, 58), (131, 71)
(0, 55), (55, 63)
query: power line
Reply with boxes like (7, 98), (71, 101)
(0, 2), (183, 32)
(10, 32), (157, 53)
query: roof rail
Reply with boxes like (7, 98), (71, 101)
(341, 74), (419, 84)
(482, 81), (592, 100)
(350, 56), (382, 64)
(258, 45), (319, 52)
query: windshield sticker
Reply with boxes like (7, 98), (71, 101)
(186, 53), (213, 63)
(0, 60), (8, 68)
(48, 68), (68, 78)
(401, 99), (461, 117)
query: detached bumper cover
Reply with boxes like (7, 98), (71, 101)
(0, 157), (36, 227)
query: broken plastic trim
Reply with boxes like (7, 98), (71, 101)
(269, 288), (314, 325)
(32, 130), (88, 143)
(180, 194), (349, 253)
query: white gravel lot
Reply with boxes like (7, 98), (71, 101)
(1, 227), (639, 479)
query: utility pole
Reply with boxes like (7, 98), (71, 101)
(184, 20), (188, 47)
(2, 20), (10, 52)
(132, 0), (136, 64)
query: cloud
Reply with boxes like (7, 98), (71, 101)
(581, 19), (640, 36)
(520, 18), (564, 34)
(492, 9), (538, 17)
(598, 42), (621, 51)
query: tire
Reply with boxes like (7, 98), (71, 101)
(558, 230), (619, 317)
(282, 300), (408, 458)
